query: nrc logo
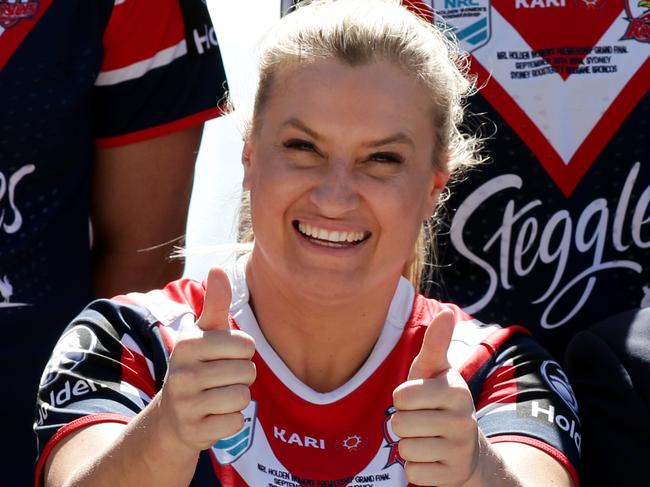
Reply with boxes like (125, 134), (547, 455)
(214, 425), (252, 458)
(444, 0), (480, 6)
(435, 0), (491, 51)
(212, 401), (257, 464)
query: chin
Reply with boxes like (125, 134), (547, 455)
(287, 264), (366, 300)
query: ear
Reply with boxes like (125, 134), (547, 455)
(241, 140), (255, 191)
(423, 170), (450, 220)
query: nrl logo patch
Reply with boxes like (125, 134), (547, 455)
(0, 0), (39, 29)
(432, 0), (492, 52)
(211, 401), (257, 464)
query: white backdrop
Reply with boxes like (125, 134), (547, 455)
(183, 1), (281, 280)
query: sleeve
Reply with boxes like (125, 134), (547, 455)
(470, 333), (581, 486)
(93, 0), (228, 147)
(33, 299), (171, 485)
(564, 308), (650, 486)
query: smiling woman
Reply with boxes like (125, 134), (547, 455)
(35, 2), (580, 487)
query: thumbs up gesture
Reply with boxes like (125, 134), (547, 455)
(158, 268), (256, 453)
(392, 310), (479, 487)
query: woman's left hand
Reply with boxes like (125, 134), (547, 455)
(392, 310), (480, 487)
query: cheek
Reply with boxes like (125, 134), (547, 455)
(370, 181), (428, 239)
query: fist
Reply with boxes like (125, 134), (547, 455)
(392, 309), (479, 487)
(160, 267), (256, 452)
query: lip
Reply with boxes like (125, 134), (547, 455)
(292, 219), (371, 254)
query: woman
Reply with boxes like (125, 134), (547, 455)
(35, 1), (580, 486)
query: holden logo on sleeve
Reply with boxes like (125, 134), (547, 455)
(39, 325), (98, 388)
(541, 360), (579, 415)
(212, 400), (257, 464)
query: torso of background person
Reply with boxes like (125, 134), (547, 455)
(0, 0), (227, 346)
(413, 0), (650, 360)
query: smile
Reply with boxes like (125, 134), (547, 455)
(296, 221), (369, 247)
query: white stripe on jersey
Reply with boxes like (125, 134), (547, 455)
(95, 38), (188, 86)
(120, 333), (157, 381)
(119, 379), (151, 404)
(123, 288), (195, 343)
(448, 319), (502, 371)
(476, 401), (518, 419)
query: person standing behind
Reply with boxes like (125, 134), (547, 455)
(0, 0), (228, 483)
(413, 0), (649, 361)
(564, 307), (650, 486)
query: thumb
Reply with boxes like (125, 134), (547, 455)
(408, 308), (455, 380)
(195, 267), (232, 332)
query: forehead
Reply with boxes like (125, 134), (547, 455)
(260, 59), (434, 139)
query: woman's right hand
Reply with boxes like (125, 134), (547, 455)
(156, 267), (257, 453)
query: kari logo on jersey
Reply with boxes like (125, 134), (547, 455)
(273, 426), (326, 450)
(212, 401), (257, 464)
(432, 0), (491, 51)
(541, 360), (579, 415)
(0, 0), (38, 29)
(39, 325), (98, 388)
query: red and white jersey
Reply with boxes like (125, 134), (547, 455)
(35, 259), (581, 486)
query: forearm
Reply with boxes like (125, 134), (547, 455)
(91, 124), (202, 298)
(461, 434), (573, 487)
(460, 434), (524, 487)
(55, 395), (199, 487)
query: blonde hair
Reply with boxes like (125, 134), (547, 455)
(241, 0), (483, 288)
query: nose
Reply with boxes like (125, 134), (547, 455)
(309, 159), (360, 217)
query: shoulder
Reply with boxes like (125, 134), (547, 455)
(408, 295), (534, 378)
(565, 307), (650, 406)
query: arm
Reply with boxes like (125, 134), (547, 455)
(91, 124), (203, 297)
(393, 312), (577, 487)
(42, 269), (255, 487)
(488, 441), (573, 487)
(43, 402), (198, 487)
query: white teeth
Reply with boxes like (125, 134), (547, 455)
(298, 222), (365, 243)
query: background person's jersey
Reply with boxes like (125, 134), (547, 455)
(402, 0), (650, 360)
(0, 1), (227, 481)
(35, 260), (581, 486)
(0, 0), (227, 357)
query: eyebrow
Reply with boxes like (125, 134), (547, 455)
(367, 132), (415, 149)
(281, 117), (415, 149)
(281, 118), (321, 140)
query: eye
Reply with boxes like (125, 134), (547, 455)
(369, 152), (403, 164)
(283, 139), (317, 152)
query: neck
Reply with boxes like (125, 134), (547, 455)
(245, 257), (401, 392)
